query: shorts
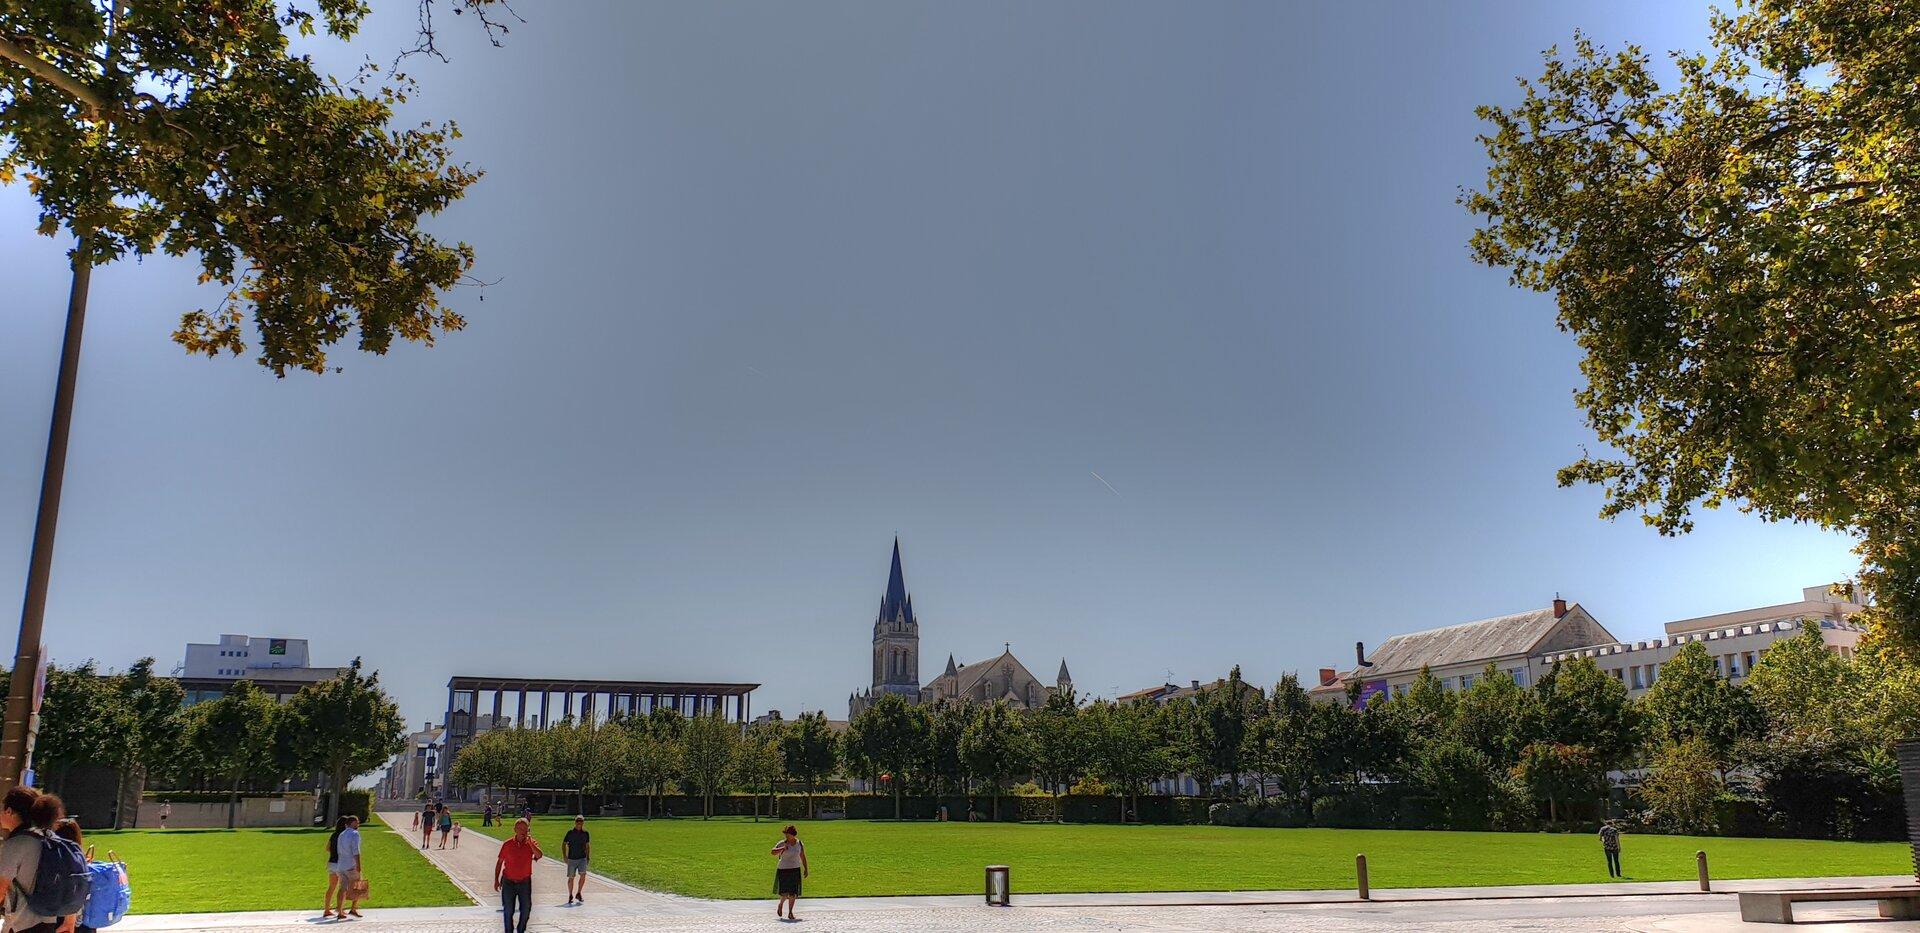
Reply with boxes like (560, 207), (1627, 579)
(330, 866), (360, 880)
(566, 858), (589, 877)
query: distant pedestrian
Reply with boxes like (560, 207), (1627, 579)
(323, 815), (364, 919)
(157, 803), (170, 831)
(494, 819), (543, 933)
(562, 816), (590, 905)
(1599, 821), (1623, 878)
(436, 806), (453, 849)
(419, 800), (435, 849)
(451, 822), (462, 849)
(482, 804), (494, 828)
(770, 825), (808, 921)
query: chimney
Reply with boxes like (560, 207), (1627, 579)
(1318, 668), (1337, 687)
(1553, 596), (1568, 619)
(1191, 679), (1201, 690)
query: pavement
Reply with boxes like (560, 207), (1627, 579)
(108, 814), (1920, 931)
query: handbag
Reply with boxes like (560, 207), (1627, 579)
(347, 876), (370, 900)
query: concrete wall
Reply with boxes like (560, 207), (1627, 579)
(136, 795), (316, 828)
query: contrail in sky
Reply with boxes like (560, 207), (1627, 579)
(1091, 471), (1122, 498)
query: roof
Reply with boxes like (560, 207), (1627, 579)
(1357, 605), (1603, 677)
(931, 649), (1045, 701)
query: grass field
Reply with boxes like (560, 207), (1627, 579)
(89, 821), (469, 914)
(467, 815), (1911, 899)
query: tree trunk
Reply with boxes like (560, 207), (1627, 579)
(991, 790), (1000, 821)
(805, 780), (814, 819)
(227, 774), (240, 829)
(326, 767), (344, 824)
(893, 781), (901, 820)
(111, 767), (126, 830)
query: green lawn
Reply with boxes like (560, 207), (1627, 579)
(468, 815), (1912, 899)
(89, 821), (469, 914)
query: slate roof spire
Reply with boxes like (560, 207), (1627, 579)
(876, 536), (916, 627)
(1057, 658), (1072, 685)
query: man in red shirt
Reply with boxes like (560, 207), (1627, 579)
(494, 818), (543, 933)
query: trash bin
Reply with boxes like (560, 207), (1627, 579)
(985, 864), (1010, 906)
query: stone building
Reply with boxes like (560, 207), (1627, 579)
(849, 539), (1070, 717)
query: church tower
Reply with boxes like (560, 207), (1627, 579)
(870, 537), (921, 702)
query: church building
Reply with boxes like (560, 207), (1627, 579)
(849, 539), (1071, 718)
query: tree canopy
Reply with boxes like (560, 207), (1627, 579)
(0, 0), (487, 374)
(1465, 0), (1920, 644)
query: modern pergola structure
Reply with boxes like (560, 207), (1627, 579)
(439, 675), (760, 796)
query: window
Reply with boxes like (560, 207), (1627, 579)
(1648, 666), (1658, 686)
(1743, 651), (1756, 672)
(1631, 667), (1644, 689)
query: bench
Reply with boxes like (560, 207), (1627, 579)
(1737, 887), (1920, 923)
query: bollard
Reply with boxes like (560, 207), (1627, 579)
(1356, 853), (1370, 901)
(985, 864), (1011, 906)
(1696, 851), (1710, 892)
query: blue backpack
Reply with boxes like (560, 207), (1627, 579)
(24, 831), (90, 920)
(80, 860), (130, 928)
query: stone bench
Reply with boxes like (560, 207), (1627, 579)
(1737, 887), (1920, 923)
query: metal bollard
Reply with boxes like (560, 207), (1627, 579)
(1696, 851), (1710, 892)
(1357, 853), (1370, 901)
(985, 864), (1011, 906)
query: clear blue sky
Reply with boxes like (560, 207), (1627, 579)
(0, 1), (1859, 730)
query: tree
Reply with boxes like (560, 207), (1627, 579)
(112, 658), (183, 827)
(1450, 665), (1532, 769)
(471, 727), (551, 809)
(1193, 667), (1257, 794)
(1026, 688), (1084, 806)
(679, 714), (738, 819)
(34, 662), (132, 794)
(551, 719), (632, 815)
(780, 712), (839, 818)
(450, 729), (505, 798)
(1465, 2), (1920, 645)
(847, 694), (926, 820)
(1412, 740), (1500, 830)
(1641, 642), (1765, 770)
(959, 702), (1032, 821)
(1529, 657), (1643, 770)
(1512, 742), (1606, 825)
(1086, 700), (1173, 821)
(626, 728), (681, 820)
(732, 725), (785, 822)
(1640, 738), (1721, 834)
(184, 680), (281, 828)
(0, 0), (489, 789)
(1746, 624), (1858, 739)
(281, 658), (406, 824)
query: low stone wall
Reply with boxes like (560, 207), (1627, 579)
(136, 795), (316, 828)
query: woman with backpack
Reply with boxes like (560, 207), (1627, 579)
(0, 789), (89, 933)
(322, 816), (363, 920)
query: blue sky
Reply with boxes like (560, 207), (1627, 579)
(0, 1), (1859, 728)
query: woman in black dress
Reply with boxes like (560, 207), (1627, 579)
(770, 825), (809, 920)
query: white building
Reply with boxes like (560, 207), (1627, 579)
(180, 634), (346, 705)
(1540, 585), (1866, 694)
(1310, 598), (1614, 703)
(380, 722), (446, 801)
(1310, 585), (1866, 705)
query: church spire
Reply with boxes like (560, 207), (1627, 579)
(876, 536), (915, 628)
(944, 654), (958, 678)
(1057, 658), (1072, 686)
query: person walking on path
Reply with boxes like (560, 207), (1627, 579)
(481, 804), (494, 828)
(562, 817), (590, 905)
(1599, 821), (1623, 878)
(323, 815), (363, 919)
(435, 806), (453, 849)
(770, 825), (808, 922)
(419, 800), (435, 850)
(0, 788), (75, 933)
(494, 819), (542, 933)
(156, 803), (169, 831)
(451, 822), (462, 849)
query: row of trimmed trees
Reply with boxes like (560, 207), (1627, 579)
(31, 659), (406, 828)
(453, 626), (1911, 837)
(450, 707), (841, 820)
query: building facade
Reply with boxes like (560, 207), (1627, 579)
(849, 539), (1070, 717)
(179, 634), (345, 705)
(1310, 585), (1866, 704)
(379, 721), (445, 801)
(1539, 585), (1866, 694)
